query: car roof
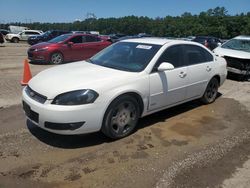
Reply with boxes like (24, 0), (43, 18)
(234, 35), (250, 40)
(121, 37), (201, 46)
(21, 30), (42, 32)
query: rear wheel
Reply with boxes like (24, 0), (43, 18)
(50, 52), (63, 64)
(201, 77), (219, 104)
(101, 95), (140, 139)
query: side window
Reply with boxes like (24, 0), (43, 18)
(70, 36), (83, 43)
(26, 32), (39, 35)
(82, 36), (87, 43)
(155, 45), (184, 69)
(183, 45), (213, 66)
(85, 35), (100, 42)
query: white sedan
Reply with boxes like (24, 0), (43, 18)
(213, 35), (250, 80)
(22, 38), (227, 139)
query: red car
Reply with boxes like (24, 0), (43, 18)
(28, 34), (111, 64)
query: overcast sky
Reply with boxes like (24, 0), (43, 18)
(0, 0), (249, 23)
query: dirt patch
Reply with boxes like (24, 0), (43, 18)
(169, 136), (250, 188)
(0, 97), (249, 188)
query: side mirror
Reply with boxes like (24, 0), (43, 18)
(217, 42), (222, 46)
(157, 62), (174, 72)
(67, 41), (74, 46)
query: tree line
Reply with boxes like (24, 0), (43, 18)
(2, 7), (250, 39)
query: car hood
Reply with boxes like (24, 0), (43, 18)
(29, 42), (56, 49)
(6, 33), (19, 37)
(28, 61), (138, 99)
(214, 47), (250, 59)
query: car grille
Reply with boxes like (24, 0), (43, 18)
(28, 49), (35, 58)
(28, 52), (33, 58)
(25, 86), (47, 104)
(224, 56), (250, 71)
(29, 48), (35, 52)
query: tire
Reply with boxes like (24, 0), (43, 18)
(50, 52), (63, 64)
(12, 37), (19, 43)
(201, 77), (219, 104)
(101, 95), (140, 139)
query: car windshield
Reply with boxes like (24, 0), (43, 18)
(42, 31), (51, 36)
(88, 42), (161, 72)
(221, 39), (250, 53)
(48, 34), (72, 43)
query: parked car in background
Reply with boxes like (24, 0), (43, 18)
(27, 30), (71, 45)
(0, 29), (10, 36)
(214, 35), (250, 80)
(118, 34), (153, 42)
(193, 36), (222, 50)
(5, 30), (43, 43)
(0, 33), (4, 44)
(28, 34), (111, 64)
(108, 33), (127, 43)
(23, 38), (227, 139)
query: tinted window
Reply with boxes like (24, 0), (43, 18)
(70, 36), (82, 43)
(156, 45), (184, 69)
(25, 31), (39, 35)
(85, 35), (100, 42)
(183, 45), (213, 65)
(193, 37), (207, 44)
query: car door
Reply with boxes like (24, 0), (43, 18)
(19, 31), (26, 40)
(66, 35), (83, 61)
(148, 45), (188, 111)
(183, 44), (215, 99)
(82, 35), (103, 59)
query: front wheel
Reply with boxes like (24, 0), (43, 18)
(50, 52), (63, 64)
(12, 37), (19, 43)
(201, 77), (219, 104)
(101, 95), (140, 139)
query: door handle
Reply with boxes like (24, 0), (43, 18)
(206, 66), (212, 72)
(179, 71), (187, 78)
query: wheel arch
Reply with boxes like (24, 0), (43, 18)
(100, 91), (145, 138)
(212, 74), (221, 85)
(49, 50), (64, 63)
(103, 91), (145, 120)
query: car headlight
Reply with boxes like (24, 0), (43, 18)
(52, 89), (99, 105)
(35, 47), (48, 52)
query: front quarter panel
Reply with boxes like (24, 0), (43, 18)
(96, 73), (150, 118)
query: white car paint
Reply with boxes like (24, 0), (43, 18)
(214, 35), (250, 59)
(213, 35), (250, 75)
(5, 30), (43, 42)
(214, 47), (250, 59)
(22, 38), (227, 135)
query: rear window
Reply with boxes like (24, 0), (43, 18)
(183, 45), (213, 65)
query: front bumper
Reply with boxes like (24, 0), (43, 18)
(225, 56), (250, 76)
(28, 50), (49, 63)
(22, 88), (106, 135)
(227, 67), (248, 75)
